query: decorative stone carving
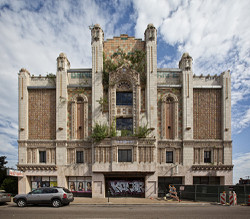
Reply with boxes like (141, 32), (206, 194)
(145, 23), (156, 41)
(17, 164), (57, 172)
(192, 165), (233, 171)
(109, 65), (140, 132)
(179, 52), (192, 71)
(91, 24), (104, 43)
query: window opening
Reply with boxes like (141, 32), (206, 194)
(116, 92), (133, 105)
(204, 151), (211, 163)
(118, 149), (132, 162)
(76, 151), (84, 163)
(39, 151), (46, 163)
(166, 151), (173, 163)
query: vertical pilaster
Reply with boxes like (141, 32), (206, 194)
(56, 53), (70, 165)
(220, 70), (231, 141)
(179, 53), (194, 166)
(145, 24), (157, 136)
(180, 53), (194, 140)
(18, 68), (30, 140)
(18, 68), (30, 164)
(91, 24), (104, 125)
(220, 71), (232, 166)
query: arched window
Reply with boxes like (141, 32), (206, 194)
(165, 97), (174, 139)
(161, 93), (178, 139)
(71, 94), (88, 139)
(109, 66), (140, 134)
(76, 97), (84, 139)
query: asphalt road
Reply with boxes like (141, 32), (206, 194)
(0, 203), (250, 219)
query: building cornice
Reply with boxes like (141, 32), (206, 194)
(192, 165), (233, 171)
(17, 164), (57, 172)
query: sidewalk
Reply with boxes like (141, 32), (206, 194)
(71, 197), (211, 206)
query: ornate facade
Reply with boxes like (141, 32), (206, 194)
(17, 24), (233, 198)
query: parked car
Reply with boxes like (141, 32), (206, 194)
(0, 190), (11, 204)
(13, 187), (74, 207)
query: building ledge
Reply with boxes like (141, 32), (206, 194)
(17, 164), (57, 171)
(192, 165), (233, 171)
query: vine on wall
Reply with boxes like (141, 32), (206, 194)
(103, 48), (146, 91)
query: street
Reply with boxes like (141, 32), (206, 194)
(0, 203), (250, 219)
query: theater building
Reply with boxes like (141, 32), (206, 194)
(17, 24), (233, 198)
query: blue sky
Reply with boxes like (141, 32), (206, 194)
(0, 0), (249, 184)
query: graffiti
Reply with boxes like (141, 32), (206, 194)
(108, 180), (145, 195)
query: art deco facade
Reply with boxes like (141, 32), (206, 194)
(17, 24), (233, 198)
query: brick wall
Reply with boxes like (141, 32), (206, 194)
(104, 35), (145, 58)
(28, 89), (56, 139)
(193, 89), (221, 139)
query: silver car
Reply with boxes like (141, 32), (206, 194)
(0, 190), (11, 204)
(13, 187), (74, 207)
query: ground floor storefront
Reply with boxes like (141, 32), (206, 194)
(17, 167), (233, 198)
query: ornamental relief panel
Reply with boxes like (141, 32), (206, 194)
(109, 65), (141, 132)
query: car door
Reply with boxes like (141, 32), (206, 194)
(41, 188), (54, 204)
(26, 188), (43, 204)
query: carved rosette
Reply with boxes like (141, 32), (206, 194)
(109, 65), (140, 132)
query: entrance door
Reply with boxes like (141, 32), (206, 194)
(105, 177), (145, 198)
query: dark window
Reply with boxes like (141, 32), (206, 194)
(76, 151), (84, 163)
(116, 118), (133, 132)
(118, 149), (132, 162)
(166, 151), (173, 163)
(204, 151), (211, 163)
(116, 92), (133, 105)
(193, 176), (220, 185)
(39, 151), (46, 163)
(31, 188), (43, 194)
(43, 188), (54, 193)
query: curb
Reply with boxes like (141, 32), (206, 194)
(70, 202), (211, 206)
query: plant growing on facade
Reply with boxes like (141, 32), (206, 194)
(91, 123), (109, 142)
(103, 48), (146, 91)
(134, 124), (154, 138)
(46, 73), (56, 86)
(96, 97), (108, 111)
(109, 119), (117, 137)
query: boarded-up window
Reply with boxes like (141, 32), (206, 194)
(77, 97), (84, 139)
(165, 97), (174, 139)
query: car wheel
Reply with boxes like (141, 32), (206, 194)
(17, 199), (26, 207)
(52, 199), (61, 208)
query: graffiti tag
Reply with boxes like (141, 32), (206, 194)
(109, 180), (145, 195)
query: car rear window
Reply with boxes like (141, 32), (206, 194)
(63, 188), (71, 193)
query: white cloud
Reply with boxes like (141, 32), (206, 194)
(133, 0), (181, 37)
(0, 0), (139, 167)
(233, 153), (250, 184)
(134, 0), (250, 135)
(232, 107), (250, 134)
